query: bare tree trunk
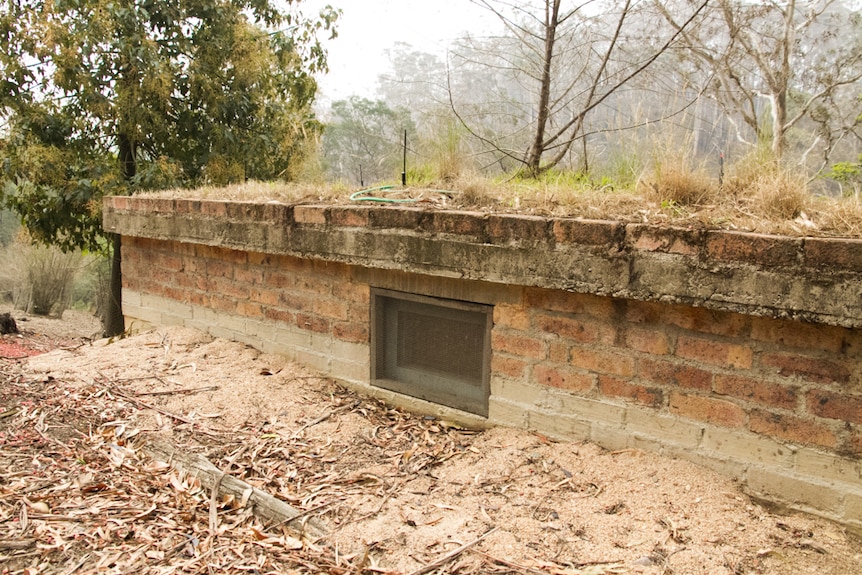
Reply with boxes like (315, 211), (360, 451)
(525, 0), (561, 175)
(103, 133), (136, 337)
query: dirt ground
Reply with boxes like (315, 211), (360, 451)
(2, 308), (861, 575)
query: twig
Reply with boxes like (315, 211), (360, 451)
(469, 550), (547, 575)
(291, 401), (358, 438)
(109, 387), (224, 434)
(0, 538), (36, 550)
(135, 385), (219, 397)
(405, 527), (498, 575)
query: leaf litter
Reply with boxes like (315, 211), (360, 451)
(1, 314), (861, 575)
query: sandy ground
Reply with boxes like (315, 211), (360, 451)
(2, 308), (861, 575)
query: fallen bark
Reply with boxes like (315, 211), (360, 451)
(142, 440), (326, 539)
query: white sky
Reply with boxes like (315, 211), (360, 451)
(304, 0), (495, 102)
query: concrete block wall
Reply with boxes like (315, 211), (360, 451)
(107, 197), (862, 531)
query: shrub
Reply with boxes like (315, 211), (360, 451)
(8, 231), (83, 317)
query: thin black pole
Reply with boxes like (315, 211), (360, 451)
(402, 130), (407, 186)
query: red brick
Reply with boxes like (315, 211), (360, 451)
(234, 267), (264, 286)
(207, 276), (249, 300)
(842, 430), (862, 458)
(492, 331), (547, 360)
(493, 304), (530, 331)
(225, 202), (266, 220)
(109, 196), (129, 210)
(705, 230), (800, 267)
(236, 301), (263, 318)
(196, 244), (246, 265)
(749, 410), (837, 448)
(750, 317), (845, 354)
(525, 289), (618, 319)
(250, 288), (281, 307)
(570, 348), (636, 377)
(264, 308), (294, 324)
(487, 214), (550, 244)
(599, 375), (663, 407)
(535, 313), (615, 345)
(627, 301), (749, 338)
(491, 355), (528, 379)
(639, 358), (712, 391)
(549, 341), (569, 363)
(210, 295), (237, 314)
(293, 205), (328, 224)
(200, 200), (228, 217)
(368, 207), (426, 229)
(313, 298), (349, 321)
(265, 270), (296, 289)
(534, 365), (594, 393)
(293, 276), (333, 295)
(188, 292), (209, 307)
(804, 237), (862, 272)
(624, 326), (671, 355)
(163, 286), (187, 303)
(669, 392), (746, 428)
(552, 218), (622, 246)
(713, 375), (797, 410)
(626, 224), (702, 255)
(295, 313), (330, 334)
(281, 293), (314, 312)
(333, 282), (370, 305)
(262, 202), (291, 224)
(676, 336), (753, 369)
(761, 353), (851, 384)
(807, 391), (862, 424)
(333, 322), (369, 343)
(432, 210), (486, 237)
(329, 206), (370, 227)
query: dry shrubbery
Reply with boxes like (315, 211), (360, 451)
(140, 151), (862, 238)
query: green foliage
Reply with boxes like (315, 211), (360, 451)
(829, 155), (862, 195)
(0, 0), (339, 253)
(322, 97), (415, 185)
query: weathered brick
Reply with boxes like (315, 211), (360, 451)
(236, 301), (263, 319)
(210, 294), (237, 314)
(626, 224), (702, 256)
(549, 341), (569, 363)
(332, 282), (370, 305)
(638, 358), (712, 391)
(525, 288), (617, 319)
(804, 236), (862, 272)
(432, 210), (486, 238)
(714, 374), (798, 410)
(200, 200), (228, 217)
(295, 313), (330, 334)
(225, 201), (266, 220)
(626, 300), (749, 338)
(746, 468), (843, 515)
(234, 267), (264, 286)
(263, 308), (294, 324)
(487, 214), (550, 245)
(333, 321), (369, 344)
(250, 288), (281, 307)
(313, 298), (349, 321)
(492, 331), (547, 360)
(368, 206), (426, 229)
(750, 317), (846, 354)
(761, 353), (852, 384)
(749, 409), (837, 448)
(493, 304), (531, 331)
(293, 205), (328, 224)
(491, 355), (528, 379)
(207, 276), (249, 300)
(676, 336), (753, 369)
(599, 375), (663, 407)
(624, 326), (671, 355)
(705, 230), (800, 267)
(329, 206), (370, 227)
(535, 313), (615, 345)
(552, 218), (622, 246)
(669, 391), (746, 428)
(109, 196), (129, 210)
(807, 390), (862, 424)
(534, 365), (594, 393)
(570, 347), (636, 377)
(281, 293), (314, 312)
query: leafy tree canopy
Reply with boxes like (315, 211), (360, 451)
(0, 0), (339, 252)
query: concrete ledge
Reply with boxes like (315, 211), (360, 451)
(104, 198), (862, 328)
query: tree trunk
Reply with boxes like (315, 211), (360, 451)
(102, 133), (137, 337)
(524, 0), (561, 176)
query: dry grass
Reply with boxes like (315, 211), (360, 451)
(139, 165), (862, 238)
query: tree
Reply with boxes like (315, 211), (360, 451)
(321, 97), (415, 185)
(450, 0), (709, 176)
(658, 0), (862, 165)
(0, 0), (338, 334)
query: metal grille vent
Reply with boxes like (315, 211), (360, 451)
(372, 289), (491, 417)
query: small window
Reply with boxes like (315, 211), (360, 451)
(371, 289), (491, 417)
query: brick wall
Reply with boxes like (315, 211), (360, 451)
(108, 198), (862, 532)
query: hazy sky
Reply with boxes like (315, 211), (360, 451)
(305, 0), (495, 102)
